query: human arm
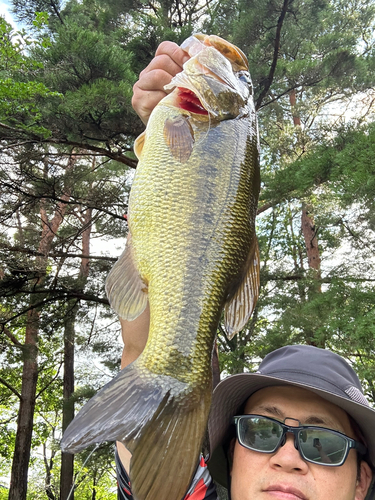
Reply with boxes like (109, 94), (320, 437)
(116, 304), (150, 472)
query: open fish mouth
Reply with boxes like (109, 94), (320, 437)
(164, 34), (251, 119)
(177, 87), (208, 115)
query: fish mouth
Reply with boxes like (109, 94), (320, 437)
(177, 87), (208, 115)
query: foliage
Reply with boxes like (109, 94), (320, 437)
(1, 0), (375, 496)
(0, 17), (61, 137)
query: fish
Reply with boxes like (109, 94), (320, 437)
(61, 33), (260, 500)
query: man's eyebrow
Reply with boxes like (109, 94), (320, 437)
(248, 405), (285, 419)
(247, 406), (340, 430)
(303, 416), (338, 428)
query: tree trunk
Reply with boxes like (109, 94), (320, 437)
(60, 197), (93, 499)
(91, 472), (97, 500)
(301, 204), (324, 347)
(8, 307), (39, 500)
(44, 441), (56, 499)
(60, 301), (77, 500)
(301, 203), (321, 279)
(8, 154), (76, 500)
(289, 88), (301, 127)
(289, 91), (324, 348)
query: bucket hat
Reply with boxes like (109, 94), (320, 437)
(208, 344), (375, 497)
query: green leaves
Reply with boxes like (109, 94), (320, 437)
(0, 17), (62, 137)
(1, 0), (375, 495)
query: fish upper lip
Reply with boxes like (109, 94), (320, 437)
(263, 484), (308, 500)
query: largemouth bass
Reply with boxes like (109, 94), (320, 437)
(61, 34), (260, 500)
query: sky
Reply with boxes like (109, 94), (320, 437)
(0, 0), (17, 26)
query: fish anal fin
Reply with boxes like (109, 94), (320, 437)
(134, 131), (146, 159)
(163, 115), (194, 163)
(105, 233), (148, 321)
(224, 238), (260, 339)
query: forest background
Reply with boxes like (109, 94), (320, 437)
(1, 0), (375, 498)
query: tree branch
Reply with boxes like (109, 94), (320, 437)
(257, 201), (273, 215)
(258, 77), (327, 109)
(50, 0), (64, 24)
(0, 293), (109, 327)
(265, 274), (375, 283)
(0, 242), (118, 262)
(0, 376), (22, 399)
(256, 0), (291, 110)
(0, 122), (138, 168)
(0, 325), (23, 348)
(36, 362), (63, 400)
(0, 179), (128, 221)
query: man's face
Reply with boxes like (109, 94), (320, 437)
(230, 386), (371, 500)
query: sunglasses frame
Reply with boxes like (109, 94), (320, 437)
(233, 414), (367, 467)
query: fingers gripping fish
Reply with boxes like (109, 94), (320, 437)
(61, 34), (260, 500)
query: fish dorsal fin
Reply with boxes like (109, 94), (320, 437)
(105, 233), (148, 321)
(163, 115), (194, 163)
(134, 131), (146, 160)
(224, 239), (260, 339)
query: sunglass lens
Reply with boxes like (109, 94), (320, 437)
(299, 429), (348, 464)
(239, 417), (283, 452)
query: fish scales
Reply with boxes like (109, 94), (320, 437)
(61, 34), (260, 500)
(132, 117), (255, 374)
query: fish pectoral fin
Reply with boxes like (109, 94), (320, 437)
(134, 131), (146, 159)
(224, 238), (260, 339)
(61, 360), (211, 500)
(105, 233), (148, 321)
(163, 115), (194, 163)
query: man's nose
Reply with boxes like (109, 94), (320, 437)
(269, 433), (309, 473)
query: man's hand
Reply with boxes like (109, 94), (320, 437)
(132, 41), (190, 125)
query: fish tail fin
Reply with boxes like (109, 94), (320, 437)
(130, 388), (211, 500)
(61, 361), (211, 500)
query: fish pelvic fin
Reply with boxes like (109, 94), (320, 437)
(60, 361), (211, 500)
(105, 233), (148, 321)
(224, 238), (260, 339)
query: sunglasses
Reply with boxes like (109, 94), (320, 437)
(233, 414), (367, 466)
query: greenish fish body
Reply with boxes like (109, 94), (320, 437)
(61, 34), (260, 500)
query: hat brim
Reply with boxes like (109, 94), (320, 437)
(208, 372), (375, 488)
